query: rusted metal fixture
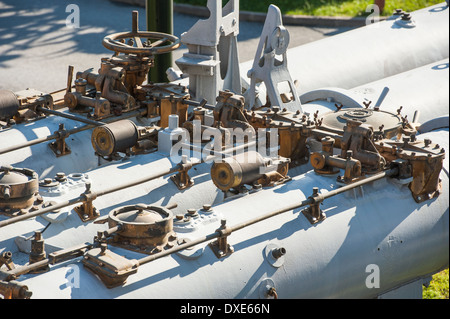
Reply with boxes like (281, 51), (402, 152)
(302, 187), (326, 224)
(101, 204), (177, 255)
(375, 136), (445, 203)
(48, 123), (71, 157)
(170, 155), (195, 190)
(0, 251), (15, 271)
(245, 107), (315, 166)
(74, 182), (100, 222)
(211, 151), (290, 193)
(0, 88), (54, 125)
(213, 90), (254, 133)
(91, 119), (158, 158)
(82, 243), (139, 289)
(319, 107), (404, 141)
(0, 166), (41, 217)
(28, 232), (49, 274)
(209, 219), (234, 259)
(311, 147), (362, 184)
(340, 119), (386, 173)
(71, 10), (180, 120)
(136, 83), (190, 127)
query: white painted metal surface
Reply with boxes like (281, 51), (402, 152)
(240, 3), (449, 99)
(1, 3), (449, 300)
(301, 59), (450, 126)
(10, 128), (448, 299)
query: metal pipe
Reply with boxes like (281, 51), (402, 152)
(146, 0), (174, 83)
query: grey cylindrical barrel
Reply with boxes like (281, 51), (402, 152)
(91, 120), (139, 157)
(0, 89), (19, 120)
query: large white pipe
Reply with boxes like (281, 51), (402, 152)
(300, 59), (450, 128)
(241, 3), (449, 96)
(14, 128), (448, 299)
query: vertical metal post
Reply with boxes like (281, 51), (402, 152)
(146, 0), (173, 83)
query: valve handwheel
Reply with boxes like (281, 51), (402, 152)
(102, 11), (180, 56)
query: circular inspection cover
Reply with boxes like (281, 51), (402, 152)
(320, 108), (402, 138)
(115, 207), (165, 225)
(0, 166), (38, 200)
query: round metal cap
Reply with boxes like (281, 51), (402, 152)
(116, 207), (165, 225)
(211, 159), (243, 191)
(320, 108), (402, 138)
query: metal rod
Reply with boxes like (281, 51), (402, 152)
(36, 107), (106, 126)
(0, 197), (84, 228)
(0, 109), (147, 155)
(138, 232), (219, 266)
(96, 166), (179, 198)
(182, 99), (215, 111)
(66, 66), (74, 95)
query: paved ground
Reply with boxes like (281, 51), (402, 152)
(0, 0), (353, 92)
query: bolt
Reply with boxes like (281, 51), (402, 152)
(100, 243), (107, 255)
(272, 247), (286, 259)
(55, 172), (67, 182)
(136, 204), (147, 213)
(312, 187), (319, 196)
(401, 13), (411, 21)
(187, 208), (197, 216)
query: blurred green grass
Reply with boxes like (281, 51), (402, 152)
(174, 0), (444, 16)
(423, 269), (449, 299)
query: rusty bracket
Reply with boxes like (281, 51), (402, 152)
(302, 187), (326, 225)
(49, 123), (71, 157)
(28, 231), (49, 274)
(74, 183), (100, 222)
(209, 219), (234, 259)
(48, 243), (93, 265)
(82, 243), (139, 289)
(0, 251), (15, 271)
(170, 157), (195, 190)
